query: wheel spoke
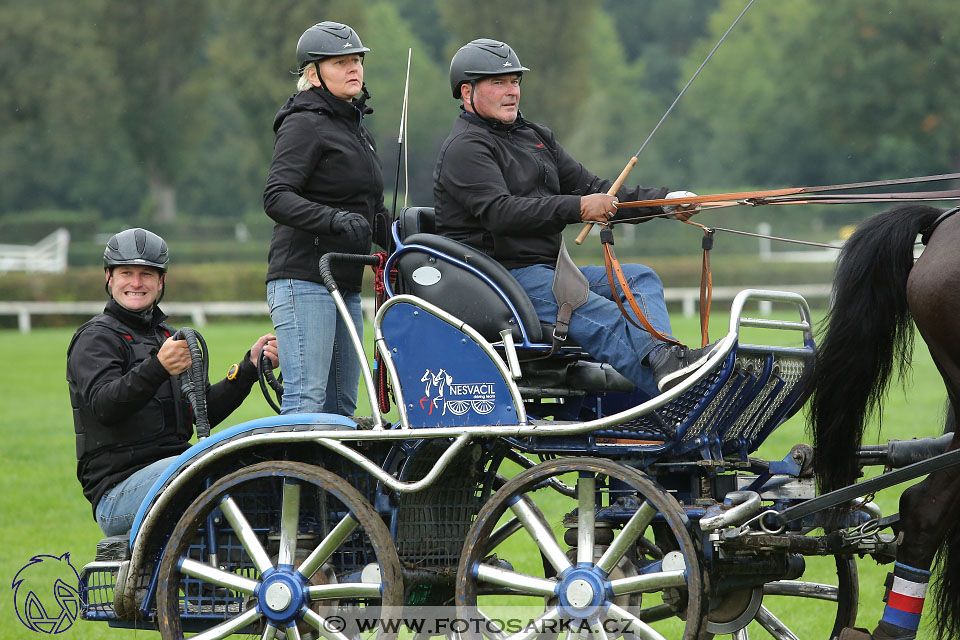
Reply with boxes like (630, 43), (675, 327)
(595, 502), (657, 575)
(297, 513), (359, 581)
(301, 608), (352, 640)
(608, 570), (687, 596)
(475, 610), (508, 640)
(754, 605), (800, 640)
(588, 618), (609, 640)
(285, 623), (302, 640)
(577, 473), (596, 566)
(189, 606), (262, 640)
(488, 516), (523, 550)
(509, 496), (572, 574)
(261, 623), (278, 640)
(475, 563), (557, 597)
(502, 605), (562, 640)
(177, 557), (259, 594)
(219, 495), (274, 573)
(733, 628), (750, 640)
(306, 582), (383, 600)
(278, 479), (301, 567)
(606, 602), (667, 640)
(763, 580), (839, 601)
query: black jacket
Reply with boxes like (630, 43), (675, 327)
(264, 87), (388, 291)
(66, 299), (258, 515)
(433, 112), (669, 269)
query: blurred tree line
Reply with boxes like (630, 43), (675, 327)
(1, 0), (957, 232)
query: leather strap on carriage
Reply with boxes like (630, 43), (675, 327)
(687, 221), (715, 347)
(551, 239), (589, 347)
(600, 227), (682, 346)
(371, 252), (396, 413)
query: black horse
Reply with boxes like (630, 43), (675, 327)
(810, 203), (960, 639)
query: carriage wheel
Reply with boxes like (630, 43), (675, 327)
(456, 457), (706, 640)
(710, 553), (857, 640)
(156, 461), (402, 640)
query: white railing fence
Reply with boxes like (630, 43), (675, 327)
(0, 229), (71, 273)
(0, 285), (832, 333)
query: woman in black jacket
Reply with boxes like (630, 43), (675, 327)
(264, 22), (388, 417)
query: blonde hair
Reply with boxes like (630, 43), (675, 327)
(297, 61), (320, 91)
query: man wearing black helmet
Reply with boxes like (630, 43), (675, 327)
(67, 228), (278, 536)
(434, 39), (721, 397)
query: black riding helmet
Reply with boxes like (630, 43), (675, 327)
(103, 228), (169, 302)
(296, 21), (370, 71)
(104, 228), (169, 272)
(449, 38), (530, 99)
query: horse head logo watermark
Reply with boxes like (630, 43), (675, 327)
(11, 553), (80, 634)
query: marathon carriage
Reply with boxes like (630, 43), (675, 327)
(77, 207), (951, 640)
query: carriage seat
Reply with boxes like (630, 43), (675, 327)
(394, 207), (544, 344)
(391, 207), (634, 395)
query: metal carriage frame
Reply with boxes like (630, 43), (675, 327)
(78, 215), (906, 640)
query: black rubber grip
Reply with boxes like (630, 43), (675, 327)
(886, 433), (954, 468)
(318, 253), (382, 292)
(174, 328), (211, 439)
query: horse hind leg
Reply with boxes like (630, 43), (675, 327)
(868, 230), (960, 638)
(884, 445), (960, 639)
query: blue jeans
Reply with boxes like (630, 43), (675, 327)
(95, 455), (179, 536)
(267, 278), (363, 416)
(510, 263), (672, 397)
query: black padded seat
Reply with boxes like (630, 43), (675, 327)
(394, 207), (541, 342)
(396, 232), (543, 343)
(390, 207), (634, 396)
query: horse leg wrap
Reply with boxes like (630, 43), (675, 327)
(876, 561), (932, 638)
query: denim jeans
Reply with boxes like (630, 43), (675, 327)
(95, 455), (180, 536)
(509, 263), (673, 397)
(267, 278), (363, 416)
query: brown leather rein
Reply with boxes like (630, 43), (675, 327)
(612, 171), (960, 211)
(598, 172), (960, 349)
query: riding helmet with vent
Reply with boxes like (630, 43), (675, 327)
(449, 38), (530, 99)
(296, 21), (370, 71)
(103, 228), (169, 273)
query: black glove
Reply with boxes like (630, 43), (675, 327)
(331, 212), (372, 247)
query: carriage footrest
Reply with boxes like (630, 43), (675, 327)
(95, 535), (130, 561)
(79, 560), (121, 621)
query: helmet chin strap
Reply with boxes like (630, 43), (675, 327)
(313, 61), (329, 92)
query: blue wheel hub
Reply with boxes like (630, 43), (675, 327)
(556, 567), (608, 619)
(256, 568), (307, 625)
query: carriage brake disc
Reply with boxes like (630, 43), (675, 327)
(706, 586), (764, 634)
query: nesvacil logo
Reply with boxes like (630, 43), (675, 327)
(419, 368), (497, 416)
(11, 553), (80, 634)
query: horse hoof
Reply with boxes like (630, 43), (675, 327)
(838, 629), (873, 640)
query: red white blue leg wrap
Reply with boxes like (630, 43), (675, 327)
(881, 562), (931, 633)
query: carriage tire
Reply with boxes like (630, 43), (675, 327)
(156, 461), (402, 640)
(456, 457), (707, 640)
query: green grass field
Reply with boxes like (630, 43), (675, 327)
(0, 307), (948, 638)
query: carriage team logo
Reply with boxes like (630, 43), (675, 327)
(419, 368), (497, 416)
(11, 553), (80, 634)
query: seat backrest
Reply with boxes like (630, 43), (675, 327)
(394, 227), (543, 344)
(396, 206), (436, 241)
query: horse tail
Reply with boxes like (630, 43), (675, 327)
(809, 204), (943, 494)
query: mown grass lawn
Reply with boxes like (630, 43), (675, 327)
(0, 305), (948, 639)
